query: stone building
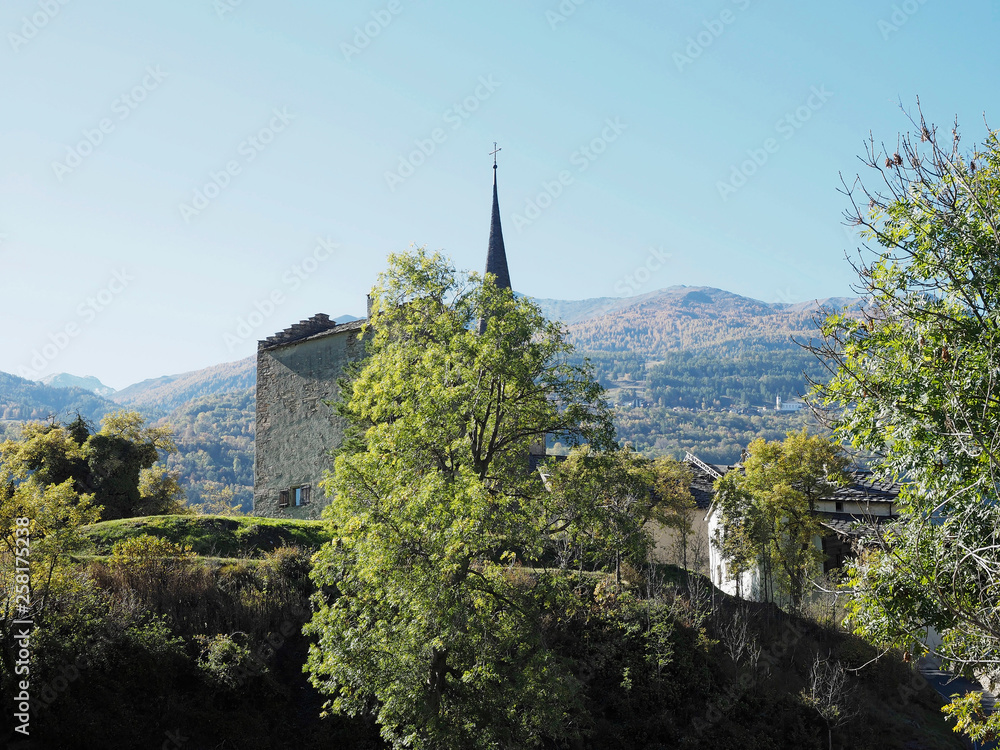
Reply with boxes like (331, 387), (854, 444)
(253, 162), (512, 518)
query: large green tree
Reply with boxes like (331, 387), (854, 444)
(543, 447), (694, 582)
(305, 250), (626, 749)
(0, 410), (184, 520)
(810, 108), (1000, 735)
(712, 431), (848, 609)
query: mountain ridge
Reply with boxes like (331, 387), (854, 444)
(111, 357), (255, 413)
(23, 290), (856, 397)
(39, 372), (116, 398)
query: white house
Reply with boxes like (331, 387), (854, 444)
(695, 452), (900, 602)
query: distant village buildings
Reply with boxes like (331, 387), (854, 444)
(774, 395), (806, 412)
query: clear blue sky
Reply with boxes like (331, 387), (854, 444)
(1, 0), (997, 388)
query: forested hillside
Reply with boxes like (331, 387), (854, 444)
(537, 286), (857, 355)
(613, 407), (815, 465)
(154, 388), (256, 509)
(644, 349), (828, 409)
(0, 370), (257, 510)
(112, 357), (255, 411)
(0, 371), (117, 423)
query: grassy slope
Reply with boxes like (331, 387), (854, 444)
(80, 514), (331, 557)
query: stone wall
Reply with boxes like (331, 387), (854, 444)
(253, 319), (367, 518)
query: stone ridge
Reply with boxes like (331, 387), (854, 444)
(259, 313), (339, 349)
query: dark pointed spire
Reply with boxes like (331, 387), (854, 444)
(484, 146), (511, 291)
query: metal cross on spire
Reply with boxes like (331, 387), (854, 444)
(490, 142), (501, 169)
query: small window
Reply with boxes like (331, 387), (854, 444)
(293, 485), (311, 507)
(835, 501), (844, 513)
(278, 490), (290, 508)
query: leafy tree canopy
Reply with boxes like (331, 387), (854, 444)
(305, 249), (646, 749)
(810, 106), (1000, 738)
(0, 409), (184, 521)
(713, 430), (848, 609)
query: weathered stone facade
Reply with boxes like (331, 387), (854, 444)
(253, 315), (368, 518)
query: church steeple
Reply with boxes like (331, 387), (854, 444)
(484, 144), (511, 291)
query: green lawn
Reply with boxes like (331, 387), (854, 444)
(80, 514), (333, 557)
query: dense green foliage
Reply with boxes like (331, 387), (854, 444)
(0, 411), (185, 521)
(544, 447), (695, 579)
(812, 114), (1000, 740)
(2, 543), (370, 748)
(307, 250), (623, 749)
(613, 405), (816, 464)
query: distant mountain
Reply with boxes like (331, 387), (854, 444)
(39, 372), (116, 398)
(533, 286), (860, 357)
(112, 357), (255, 413)
(0, 371), (117, 424)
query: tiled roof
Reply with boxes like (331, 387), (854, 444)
(259, 316), (366, 351)
(819, 511), (898, 538)
(833, 472), (900, 504)
(683, 453), (902, 511)
(688, 465), (724, 509)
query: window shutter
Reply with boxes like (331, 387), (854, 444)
(279, 490), (289, 508)
(302, 486), (311, 505)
